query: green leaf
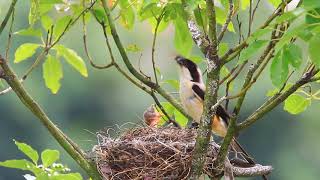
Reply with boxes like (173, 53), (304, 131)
(163, 79), (179, 90)
(41, 15), (53, 31)
(125, 44), (142, 52)
(248, 28), (272, 43)
(0, 159), (35, 170)
(283, 44), (302, 69)
(158, 102), (175, 126)
(43, 55), (63, 94)
(139, 3), (162, 21)
(174, 16), (193, 56)
(218, 43), (229, 56)
(14, 43), (40, 63)
(275, 8), (304, 23)
(220, 65), (230, 77)
(309, 34), (320, 68)
(238, 40), (268, 64)
(14, 140), (39, 164)
(270, 51), (289, 87)
(148, 18), (169, 33)
(303, 0), (320, 8)
(284, 94), (311, 114)
(53, 16), (72, 40)
(306, 8), (320, 24)
(92, 8), (107, 23)
(268, 0), (281, 8)
(275, 24), (305, 51)
(174, 109), (188, 127)
(55, 45), (88, 77)
(119, 0), (135, 30)
(241, 0), (250, 10)
(51, 173), (83, 180)
(15, 28), (42, 37)
(215, 7), (235, 32)
(29, 0), (39, 25)
(41, 149), (60, 167)
(266, 83), (293, 97)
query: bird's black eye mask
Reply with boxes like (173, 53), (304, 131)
(175, 56), (200, 83)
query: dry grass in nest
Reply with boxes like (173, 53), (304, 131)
(92, 126), (272, 180)
(93, 126), (218, 179)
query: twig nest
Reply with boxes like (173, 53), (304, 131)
(93, 127), (272, 179)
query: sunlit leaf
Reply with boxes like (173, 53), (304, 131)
(241, 0), (250, 10)
(125, 44), (142, 52)
(14, 43), (41, 63)
(41, 149), (59, 167)
(188, 56), (203, 63)
(29, 0), (39, 25)
(55, 45), (88, 77)
(218, 43), (229, 56)
(163, 79), (179, 90)
(215, 7), (235, 32)
(148, 18), (169, 33)
(238, 40), (268, 64)
(155, 67), (163, 80)
(15, 28), (42, 37)
(284, 94), (311, 114)
(41, 15), (53, 31)
(92, 8), (107, 23)
(174, 16), (193, 56)
(268, 0), (281, 8)
(266, 83), (293, 97)
(14, 140), (39, 164)
(43, 55), (63, 94)
(174, 109), (188, 127)
(0, 160), (34, 170)
(119, 0), (135, 30)
(139, 3), (161, 21)
(53, 16), (72, 40)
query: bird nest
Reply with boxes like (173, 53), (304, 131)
(92, 126), (272, 180)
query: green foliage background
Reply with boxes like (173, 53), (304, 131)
(0, 0), (320, 179)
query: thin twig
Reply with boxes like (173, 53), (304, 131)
(225, 62), (247, 109)
(217, 0), (234, 43)
(82, 1), (113, 69)
(5, 6), (15, 60)
(151, 10), (165, 85)
(0, 0), (18, 36)
(150, 91), (180, 128)
(219, 65), (239, 85)
(100, 0), (191, 120)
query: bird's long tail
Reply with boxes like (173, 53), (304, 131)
(231, 138), (268, 180)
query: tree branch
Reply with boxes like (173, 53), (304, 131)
(238, 67), (317, 130)
(220, 0), (290, 63)
(100, 0), (191, 121)
(0, 55), (100, 179)
(190, 0), (221, 178)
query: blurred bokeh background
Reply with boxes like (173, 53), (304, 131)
(0, 0), (319, 179)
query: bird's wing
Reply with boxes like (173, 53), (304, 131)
(191, 84), (205, 101)
(192, 84), (230, 125)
